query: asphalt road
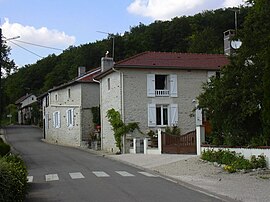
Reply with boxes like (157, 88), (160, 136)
(5, 125), (222, 202)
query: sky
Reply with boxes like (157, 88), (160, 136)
(0, 0), (246, 67)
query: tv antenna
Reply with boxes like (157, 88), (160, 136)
(97, 31), (115, 59)
(229, 8), (240, 35)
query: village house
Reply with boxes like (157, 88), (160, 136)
(39, 67), (100, 147)
(15, 93), (37, 125)
(95, 52), (229, 153)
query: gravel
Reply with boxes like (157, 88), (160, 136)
(152, 156), (270, 202)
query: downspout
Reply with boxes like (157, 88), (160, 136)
(92, 78), (102, 150)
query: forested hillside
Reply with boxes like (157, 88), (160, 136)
(2, 7), (249, 112)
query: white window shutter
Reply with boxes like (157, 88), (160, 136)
(58, 111), (61, 128)
(170, 74), (178, 97)
(147, 74), (155, 97)
(53, 112), (56, 128)
(70, 109), (74, 126)
(66, 110), (69, 127)
(148, 103), (156, 127)
(170, 104), (178, 126)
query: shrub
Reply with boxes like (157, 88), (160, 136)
(0, 154), (28, 202)
(250, 154), (267, 169)
(0, 142), (11, 157)
(201, 149), (267, 173)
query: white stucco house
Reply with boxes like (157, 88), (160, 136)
(95, 52), (229, 153)
(39, 67), (101, 147)
(15, 94), (37, 125)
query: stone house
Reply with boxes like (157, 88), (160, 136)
(95, 52), (229, 153)
(39, 67), (100, 147)
(15, 94), (37, 124)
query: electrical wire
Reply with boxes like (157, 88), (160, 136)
(14, 40), (64, 51)
(8, 40), (44, 58)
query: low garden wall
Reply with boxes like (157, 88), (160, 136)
(201, 145), (270, 168)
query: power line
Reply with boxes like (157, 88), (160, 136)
(13, 40), (64, 51)
(8, 40), (43, 58)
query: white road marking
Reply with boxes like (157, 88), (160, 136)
(115, 171), (135, 177)
(27, 176), (33, 183)
(69, 172), (85, 179)
(92, 171), (110, 177)
(45, 174), (59, 181)
(138, 171), (158, 177)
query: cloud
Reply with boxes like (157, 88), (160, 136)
(127, 0), (205, 20)
(127, 0), (245, 20)
(223, 0), (245, 7)
(1, 18), (75, 49)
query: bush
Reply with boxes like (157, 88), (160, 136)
(250, 154), (267, 169)
(0, 154), (28, 202)
(0, 142), (11, 157)
(201, 149), (267, 173)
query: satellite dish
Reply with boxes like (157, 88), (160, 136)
(230, 40), (242, 50)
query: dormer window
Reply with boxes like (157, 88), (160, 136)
(147, 74), (177, 97)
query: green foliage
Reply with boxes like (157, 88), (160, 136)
(250, 154), (267, 169)
(106, 108), (141, 152)
(91, 106), (101, 126)
(0, 141), (10, 156)
(201, 149), (267, 173)
(164, 126), (181, 136)
(198, 0), (270, 146)
(0, 154), (28, 202)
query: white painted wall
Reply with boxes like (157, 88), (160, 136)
(202, 146), (270, 168)
(100, 71), (121, 153)
(45, 82), (99, 147)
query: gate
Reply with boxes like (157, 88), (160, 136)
(162, 131), (196, 154)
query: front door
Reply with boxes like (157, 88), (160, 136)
(136, 138), (144, 153)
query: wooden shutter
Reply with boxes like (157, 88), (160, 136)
(170, 74), (177, 97)
(170, 104), (178, 126)
(147, 74), (155, 97)
(57, 111), (61, 128)
(148, 103), (156, 127)
(53, 112), (56, 128)
(66, 109), (70, 127)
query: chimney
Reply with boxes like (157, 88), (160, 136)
(101, 57), (114, 72)
(223, 29), (235, 56)
(78, 66), (86, 77)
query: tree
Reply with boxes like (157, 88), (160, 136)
(198, 0), (270, 146)
(0, 28), (16, 124)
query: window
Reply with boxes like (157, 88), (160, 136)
(55, 94), (58, 101)
(66, 109), (74, 127)
(53, 111), (61, 128)
(156, 105), (168, 126)
(108, 78), (110, 90)
(147, 74), (177, 97)
(68, 89), (71, 99)
(148, 103), (178, 127)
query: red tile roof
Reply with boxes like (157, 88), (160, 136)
(115, 51), (229, 70)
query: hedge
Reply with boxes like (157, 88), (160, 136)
(0, 154), (28, 202)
